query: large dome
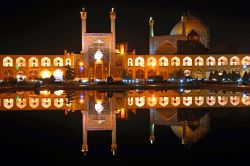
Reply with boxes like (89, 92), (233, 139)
(170, 14), (210, 48)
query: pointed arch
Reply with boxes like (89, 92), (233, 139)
(135, 57), (144, 66)
(53, 57), (63, 67)
(29, 57), (39, 67)
(16, 57), (26, 67)
(16, 98), (26, 109)
(218, 96), (228, 106)
(54, 98), (64, 108)
(171, 97), (180, 106)
(147, 96), (157, 107)
(65, 58), (71, 66)
(183, 56), (192, 66)
(242, 56), (250, 65)
(147, 57), (156, 66)
(41, 98), (51, 108)
(183, 97), (192, 106)
(3, 56), (13, 67)
(171, 57), (180, 66)
(218, 56), (228, 66)
(3, 99), (14, 109)
(159, 97), (169, 107)
(159, 57), (168, 66)
(135, 96), (145, 107)
(195, 96), (204, 106)
(29, 97), (39, 108)
(242, 96), (250, 105)
(128, 97), (133, 106)
(230, 56), (240, 66)
(230, 96), (240, 106)
(206, 56), (216, 66)
(194, 56), (204, 66)
(206, 96), (216, 106)
(128, 58), (133, 66)
(41, 57), (51, 67)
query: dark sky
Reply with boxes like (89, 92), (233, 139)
(0, 0), (250, 54)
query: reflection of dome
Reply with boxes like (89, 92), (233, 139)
(170, 14), (209, 48)
(156, 109), (177, 122)
(170, 113), (209, 145)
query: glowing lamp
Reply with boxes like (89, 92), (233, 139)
(41, 70), (51, 78)
(54, 90), (63, 96)
(94, 50), (103, 60)
(95, 103), (104, 114)
(80, 66), (84, 72)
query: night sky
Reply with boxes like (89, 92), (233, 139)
(0, 0), (250, 54)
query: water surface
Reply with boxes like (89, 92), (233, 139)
(0, 90), (249, 165)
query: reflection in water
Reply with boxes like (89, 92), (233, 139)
(150, 108), (209, 146)
(0, 90), (249, 155)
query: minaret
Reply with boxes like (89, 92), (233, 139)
(110, 8), (116, 52)
(181, 14), (187, 40)
(80, 8), (87, 53)
(149, 17), (155, 55)
(149, 108), (155, 144)
(109, 8), (116, 76)
(81, 110), (88, 155)
(149, 17), (154, 38)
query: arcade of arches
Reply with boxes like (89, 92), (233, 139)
(126, 54), (249, 80)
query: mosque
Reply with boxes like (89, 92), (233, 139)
(0, 8), (249, 81)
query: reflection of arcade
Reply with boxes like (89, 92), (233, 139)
(149, 108), (210, 146)
(81, 92), (117, 155)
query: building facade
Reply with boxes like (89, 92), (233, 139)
(0, 9), (249, 81)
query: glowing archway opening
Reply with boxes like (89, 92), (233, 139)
(53, 69), (63, 81)
(41, 70), (51, 79)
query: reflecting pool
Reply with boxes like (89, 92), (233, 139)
(0, 90), (250, 164)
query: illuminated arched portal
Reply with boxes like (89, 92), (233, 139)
(86, 38), (111, 80)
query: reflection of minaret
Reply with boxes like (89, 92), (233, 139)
(181, 123), (187, 145)
(149, 108), (155, 144)
(82, 110), (88, 155)
(111, 97), (117, 155)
